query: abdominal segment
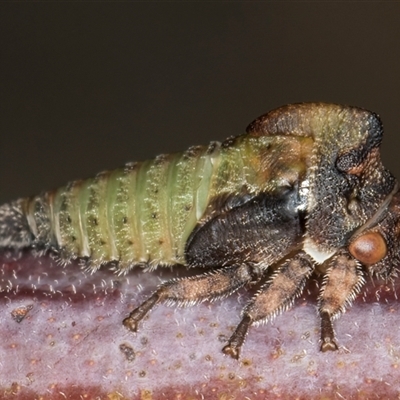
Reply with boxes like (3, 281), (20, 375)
(13, 134), (311, 273)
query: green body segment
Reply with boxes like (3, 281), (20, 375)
(26, 134), (313, 269)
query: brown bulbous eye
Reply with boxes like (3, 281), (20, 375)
(349, 231), (387, 265)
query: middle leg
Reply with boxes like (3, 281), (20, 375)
(223, 251), (314, 359)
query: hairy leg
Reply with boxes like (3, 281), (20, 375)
(123, 264), (255, 332)
(223, 252), (314, 359)
(318, 250), (365, 352)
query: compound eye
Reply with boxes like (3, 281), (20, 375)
(349, 231), (387, 265)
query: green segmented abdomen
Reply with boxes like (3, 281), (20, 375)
(20, 134), (312, 271)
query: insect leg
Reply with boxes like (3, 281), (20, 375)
(123, 264), (255, 332)
(318, 250), (365, 352)
(223, 252), (314, 359)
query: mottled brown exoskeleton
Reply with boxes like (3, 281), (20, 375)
(1, 103), (400, 359)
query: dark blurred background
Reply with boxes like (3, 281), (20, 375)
(1, 4), (400, 204)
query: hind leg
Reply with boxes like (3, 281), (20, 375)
(123, 264), (255, 332)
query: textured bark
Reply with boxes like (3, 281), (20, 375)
(0, 252), (399, 399)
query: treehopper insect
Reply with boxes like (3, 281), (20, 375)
(1, 103), (399, 359)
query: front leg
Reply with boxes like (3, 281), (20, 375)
(223, 252), (314, 359)
(123, 264), (254, 332)
(318, 250), (365, 352)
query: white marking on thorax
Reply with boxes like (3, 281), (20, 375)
(296, 178), (309, 212)
(303, 237), (335, 264)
